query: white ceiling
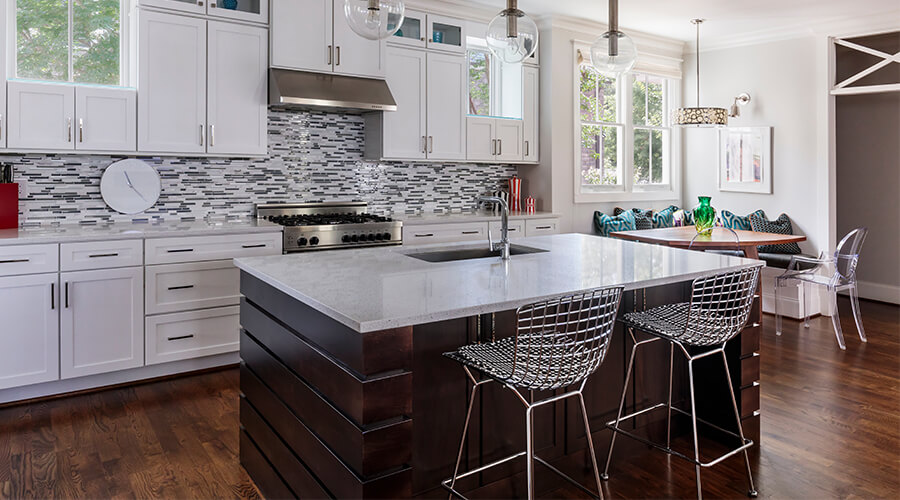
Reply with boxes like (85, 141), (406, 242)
(467, 0), (900, 45)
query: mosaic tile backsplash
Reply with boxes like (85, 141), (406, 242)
(4, 110), (518, 225)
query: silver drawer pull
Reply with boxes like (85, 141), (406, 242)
(167, 285), (195, 291)
(414, 233), (434, 237)
(535, 226), (552, 230)
(89, 253), (119, 258)
(167, 334), (195, 341)
(241, 244), (266, 249)
(167, 248), (194, 253)
(461, 231), (480, 235)
(0, 258), (30, 264)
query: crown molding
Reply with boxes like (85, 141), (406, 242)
(542, 14), (686, 59)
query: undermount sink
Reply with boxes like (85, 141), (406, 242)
(406, 244), (548, 263)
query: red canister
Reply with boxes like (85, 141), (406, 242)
(508, 176), (522, 212)
(0, 184), (18, 229)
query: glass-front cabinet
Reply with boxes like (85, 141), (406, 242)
(427, 14), (465, 53)
(390, 9), (426, 48)
(138, 0), (268, 24)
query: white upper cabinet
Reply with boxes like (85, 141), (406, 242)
(76, 86), (137, 152)
(271, 0), (333, 73)
(332, 6), (385, 77)
(139, 0), (267, 24)
(426, 14), (466, 54)
(207, 21), (268, 156)
(0, 273), (59, 390)
(387, 9), (426, 48)
(380, 46), (426, 160)
(523, 65), (539, 162)
(139, 0), (206, 15)
(426, 52), (467, 161)
(466, 116), (494, 162)
(7, 81), (75, 150)
(495, 118), (523, 162)
(138, 10), (207, 154)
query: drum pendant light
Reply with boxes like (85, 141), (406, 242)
(590, 0), (637, 75)
(344, 0), (405, 40)
(486, 0), (539, 64)
(673, 19), (728, 126)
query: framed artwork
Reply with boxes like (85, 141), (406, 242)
(717, 126), (773, 194)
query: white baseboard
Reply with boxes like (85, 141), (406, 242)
(848, 280), (900, 305)
(0, 352), (239, 405)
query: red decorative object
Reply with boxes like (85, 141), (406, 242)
(525, 196), (535, 214)
(508, 176), (521, 212)
(0, 184), (18, 229)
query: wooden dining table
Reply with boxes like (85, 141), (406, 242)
(610, 226), (806, 260)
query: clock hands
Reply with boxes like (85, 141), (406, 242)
(123, 170), (149, 202)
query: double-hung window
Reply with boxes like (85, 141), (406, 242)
(576, 48), (680, 203)
(14, 0), (126, 86)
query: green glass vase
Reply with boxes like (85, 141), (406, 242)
(692, 196), (716, 235)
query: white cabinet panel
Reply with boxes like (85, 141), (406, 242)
(525, 218), (559, 236)
(145, 260), (240, 315)
(208, 0), (268, 24)
(488, 220), (525, 239)
(495, 119), (523, 162)
(138, 0), (205, 15)
(7, 81), (75, 150)
(207, 21), (268, 156)
(0, 273), (59, 390)
(383, 46), (426, 159)
(60, 239), (143, 272)
(523, 65), (539, 162)
(403, 222), (487, 245)
(138, 10), (207, 154)
(0, 244), (59, 276)
(144, 232), (282, 265)
(75, 86), (137, 152)
(0, 4), (6, 148)
(270, 0), (333, 73)
(426, 52), (467, 161)
(60, 267), (144, 379)
(146, 306), (239, 365)
(332, 7), (385, 77)
(466, 116), (495, 162)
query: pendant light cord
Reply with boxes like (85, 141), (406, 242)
(608, 0), (619, 57)
(693, 19), (702, 107)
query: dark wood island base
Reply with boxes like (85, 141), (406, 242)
(238, 271), (761, 499)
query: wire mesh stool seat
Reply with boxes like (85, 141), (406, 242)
(602, 267), (761, 500)
(775, 227), (868, 350)
(442, 286), (624, 500)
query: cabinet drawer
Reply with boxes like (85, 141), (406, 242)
(403, 222), (488, 245)
(146, 306), (240, 365)
(146, 260), (240, 315)
(60, 239), (143, 271)
(145, 232), (282, 265)
(0, 244), (59, 276)
(488, 220), (525, 239)
(525, 218), (559, 236)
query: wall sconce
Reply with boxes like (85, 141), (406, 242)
(729, 93), (751, 117)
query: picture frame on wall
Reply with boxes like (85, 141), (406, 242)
(717, 126), (773, 194)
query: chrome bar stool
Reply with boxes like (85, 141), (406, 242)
(442, 286), (624, 500)
(602, 267), (761, 499)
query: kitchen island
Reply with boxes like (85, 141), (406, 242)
(234, 233), (764, 499)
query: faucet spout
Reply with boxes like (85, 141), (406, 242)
(477, 196), (510, 260)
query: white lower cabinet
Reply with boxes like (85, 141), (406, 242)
(60, 267), (144, 379)
(145, 260), (240, 315)
(0, 273), (59, 390)
(489, 220), (525, 239)
(146, 306), (240, 365)
(525, 218), (559, 236)
(403, 222), (488, 245)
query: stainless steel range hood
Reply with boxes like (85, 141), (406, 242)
(269, 68), (397, 112)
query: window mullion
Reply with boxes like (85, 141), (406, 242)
(622, 74), (634, 194)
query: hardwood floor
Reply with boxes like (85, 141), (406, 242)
(0, 297), (897, 499)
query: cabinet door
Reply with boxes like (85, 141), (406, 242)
(522, 65), (539, 162)
(387, 8), (426, 48)
(75, 86), (136, 152)
(208, 0), (268, 24)
(426, 14), (466, 54)
(426, 52), (467, 161)
(207, 21), (268, 156)
(60, 267), (144, 379)
(7, 81), (75, 150)
(138, 0), (205, 15)
(495, 119), (523, 162)
(271, 0), (333, 73)
(332, 5), (386, 77)
(138, 10), (207, 154)
(0, 273), (59, 390)
(466, 116), (495, 162)
(383, 46), (426, 159)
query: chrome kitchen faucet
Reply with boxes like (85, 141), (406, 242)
(478, 195), (511, 260)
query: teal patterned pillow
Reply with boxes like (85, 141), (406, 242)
(594, 210), (636, 237)
(614, 207), (653, 230)
(722, 209), (766, 231)
(673, 209), (694, 226)
(652, 205), (679, 228)
(750, 213), (802, 254)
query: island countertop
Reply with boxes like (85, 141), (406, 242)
(234, 233), (763, 333)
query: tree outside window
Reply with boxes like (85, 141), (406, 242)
(579, 64), (620, 187)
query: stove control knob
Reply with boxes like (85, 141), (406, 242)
(351, 234), (359, 242)
(297, 237), (308, 246)
(341, 235), (351, 243)
(367, 234), (376, 241)
(374, 233), (383, 240)
(309, 237), (320, 246)
(383, 232), (393, 241)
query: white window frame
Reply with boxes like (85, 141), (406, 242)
(573, 45), (682, 204)
(8, 0), (132, 87)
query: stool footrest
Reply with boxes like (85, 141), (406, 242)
(605, 402), (754, 468)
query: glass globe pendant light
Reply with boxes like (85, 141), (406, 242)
(344, 0), (405, 41)
(590, 0), (637, 75)
(486, 0), (539, 64)
(673, 19), (728, 126)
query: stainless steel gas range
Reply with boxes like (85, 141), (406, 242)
(255, 202), (403, 253)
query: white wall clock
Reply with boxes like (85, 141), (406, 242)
(100, 159), (162, 214)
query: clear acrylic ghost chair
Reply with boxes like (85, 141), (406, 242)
(774, 227), (868, 350)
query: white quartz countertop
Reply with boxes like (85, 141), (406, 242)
(235, 233), (763, 333)
(397, 210), (558, 225)
(0, 218), (282, 246)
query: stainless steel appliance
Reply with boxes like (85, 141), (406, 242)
(255, 202), (402, 253)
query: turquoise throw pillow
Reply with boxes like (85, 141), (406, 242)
(614, 207), (653, 230)
(594, 210), (636, 237)
(722, 209), (766, 231)
(673, 209), (694, 226)
(652, 205), (679, 228)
